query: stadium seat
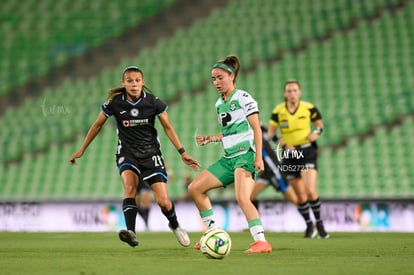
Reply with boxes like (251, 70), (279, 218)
(1, 0), (413, 201)
(0, 0), (177, 96)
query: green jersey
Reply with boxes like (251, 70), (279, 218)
(215, 89), (259, 158)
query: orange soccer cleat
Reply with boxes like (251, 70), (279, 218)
(244, 240), (272, 253)
(194, 242), (201, 250)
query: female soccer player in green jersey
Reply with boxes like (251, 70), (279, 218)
(188, 55), (272, 253)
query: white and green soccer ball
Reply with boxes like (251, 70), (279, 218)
(200, 228), (232, 259)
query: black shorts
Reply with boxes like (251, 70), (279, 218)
(257, 155), (290, 193)
(257, 167), (290, 193)
(116, 151), (168, 186)
(280, 143), (318, 180)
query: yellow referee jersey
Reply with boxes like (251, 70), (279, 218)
(269, 101), (322, 146)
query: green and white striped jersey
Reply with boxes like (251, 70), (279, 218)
(215, 89), (259, 158)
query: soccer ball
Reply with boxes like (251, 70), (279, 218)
(200, 228), (232, 259)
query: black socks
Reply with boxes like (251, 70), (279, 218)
(298, 202), (312, 225)
(309, 198), (321, 222)
(298, 198), (323, 225)
(122, 198), (138, 232)
(162, 203), (179, 229)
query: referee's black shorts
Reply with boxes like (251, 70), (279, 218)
(281, 142), (318, 180)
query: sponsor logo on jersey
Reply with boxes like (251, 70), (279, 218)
(237, 146), (246, 152)
(245, 102), (256, 112)
(218, 112), (232, 127)
(122, 119), (149, 127)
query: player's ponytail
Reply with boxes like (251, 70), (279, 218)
(214, 55), (240, 83)
(142, 85), (154, 95)
(107, 87), (125, 101)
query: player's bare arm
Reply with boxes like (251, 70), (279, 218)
(70, 112), (107, 165)
(195, 134), (222, 146)
(158, 111), (200, 171)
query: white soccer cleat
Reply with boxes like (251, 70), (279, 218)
(169, 224), (190, 247)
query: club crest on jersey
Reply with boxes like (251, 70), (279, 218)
(230, 101), (236, 111)
(130, 108), (139, 117)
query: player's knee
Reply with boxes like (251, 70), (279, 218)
(123, 184), (136, 197)
(187, 181), (199, 198)
(155, 196), (171, 209)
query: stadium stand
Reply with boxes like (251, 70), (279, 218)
(0, 0), (176, 96)
(2, 0), (409, 163)
(0, 0), (413, 201)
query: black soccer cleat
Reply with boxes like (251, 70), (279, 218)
(316, 221), (330, 239)
(304, 224), (317, 238)
(118, 229), (139, 247)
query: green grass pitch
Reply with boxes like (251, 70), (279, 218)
(1, 232), (413, 275)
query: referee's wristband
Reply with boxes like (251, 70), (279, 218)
(314, 126), (324, 135)
(177, 147), (186, 155)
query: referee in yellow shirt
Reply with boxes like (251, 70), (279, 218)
(268, 80), (329, 239)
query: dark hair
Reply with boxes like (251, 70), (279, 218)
(122, 66), (143, 78)
(215, 55), (240, 83)
(107, 66), (152, 100)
